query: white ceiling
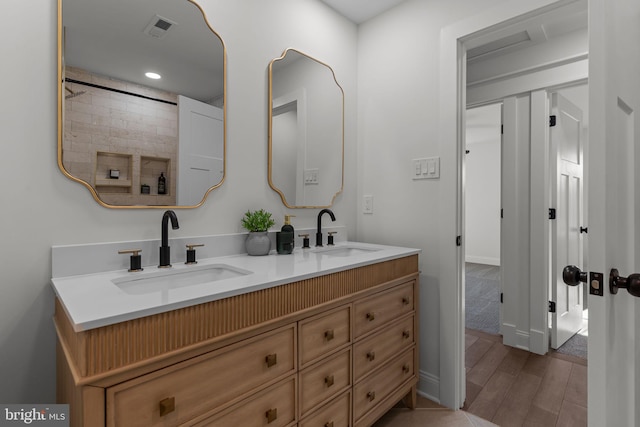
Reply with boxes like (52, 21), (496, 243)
(320, 0), (406, 23)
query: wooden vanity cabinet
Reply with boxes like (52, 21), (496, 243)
(55, 255), (419, 427)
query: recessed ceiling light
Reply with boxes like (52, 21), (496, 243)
(145, 72), (161, 80)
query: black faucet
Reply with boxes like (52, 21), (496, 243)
(159, 210), (180, 268)
(316, 209), (336, 247)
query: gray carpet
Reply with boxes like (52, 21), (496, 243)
(465, 263), (501, 335)
(465, 262), (587, 360)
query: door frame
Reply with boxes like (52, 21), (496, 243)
(438, 0), (587, 409)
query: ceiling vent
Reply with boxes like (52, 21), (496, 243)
(144, 15), (177, 39)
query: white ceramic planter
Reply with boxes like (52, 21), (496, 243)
(245, 232), (271, 256)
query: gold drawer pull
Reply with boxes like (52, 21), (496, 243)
(402, 297), (410, 305)
(265, 353), (277, 368)
(265, 408), (278, 423)
(367, 391), (376, 402)
(325, 375), (335, 387)
(324, 329), (335, 341)
(366, 351), (376, 362)
(325, 422), (334, 427)
(403, 330), (411, 339)
(366, 312), (375, 321)
(403, 364), (411, 374)
(159, 397), (175, 417)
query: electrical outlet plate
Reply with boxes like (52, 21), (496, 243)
(363, 195), (373, 214)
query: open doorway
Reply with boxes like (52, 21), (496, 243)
(458, 1), (589, 365)
(464, 103), (502, 336)
(438, 0), (589, 409)
(463, 84), (589, 360)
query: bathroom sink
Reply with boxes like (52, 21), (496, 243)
(314, 246), (380, 257)
(112, 264), (252, 295)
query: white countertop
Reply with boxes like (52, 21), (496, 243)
(51, 242), (420, 332)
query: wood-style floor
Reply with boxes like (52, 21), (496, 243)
(464, 328), (587, 426)
(374, 328), (587, 427)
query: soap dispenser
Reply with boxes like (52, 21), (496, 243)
(282, 215), (295, 235)
(276, 215), (295, 254)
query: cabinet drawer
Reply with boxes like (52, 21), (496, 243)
(299, 306), (351, 368)
(353, 314), (414, 381)
(299, 391), (351, 427)
(191, 376), (296, 427)
(354, 281), (414, 338)
(353, 347), (415, 421)
(107, 325), (296, 427)
(300, 348), (351, 417)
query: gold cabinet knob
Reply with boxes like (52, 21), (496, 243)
(159, 397), (175, 417)
(265, 408), (278, 423)
(324, 329), (335, 341)
(367, 391), (376, 402)
(366, 312), (375, 321)
(324, 375), (335, 387)
(265, 353), (277, 368)
(366, 351), (376, 361)
(403, 330), (411, 339)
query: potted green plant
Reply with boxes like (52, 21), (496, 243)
(241, 209), (275, 256)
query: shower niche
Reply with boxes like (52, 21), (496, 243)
(94, 152), (132, 193)
(92, 151), (173, 205)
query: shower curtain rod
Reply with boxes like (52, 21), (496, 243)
(65, 78), (178, 106)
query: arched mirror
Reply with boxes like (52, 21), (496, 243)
(58, 0), (226, 208)
(268, 49), (344, 208)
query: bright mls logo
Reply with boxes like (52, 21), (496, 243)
(0, 405), (68, 426)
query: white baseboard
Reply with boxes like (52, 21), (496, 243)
(465, 255), (500, 266)
(418, 370), (440, 403)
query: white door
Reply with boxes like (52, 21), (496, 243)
(500, 94), (532, 351)
(177, 95), (224, 206)
(588, 0), (640, 424)
(550, 92), (584, 349)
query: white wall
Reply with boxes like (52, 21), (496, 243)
(0, 0), (357, 403)
(465, 104), (502, 266)
(356, 0), (508, 402)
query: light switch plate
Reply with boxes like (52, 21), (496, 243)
(304, 168), (319, 185)
(412, 157), (440, 180)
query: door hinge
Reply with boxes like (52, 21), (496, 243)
(501, 124), (504, 134)
(549, 208), (556, 220)
(501, 208), (503, 219)
(456, 236), (462, 246)
(550, 115), (557, 127)
(500, 293), (503, 303)
(549, 301), (556, 313)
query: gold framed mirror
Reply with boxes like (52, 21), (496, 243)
(268, 49), (344, 209)
(57, 0), (226, 208)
